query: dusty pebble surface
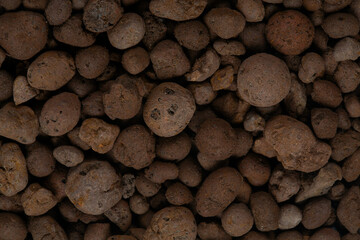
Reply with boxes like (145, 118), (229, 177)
(0, 1), (358, 239)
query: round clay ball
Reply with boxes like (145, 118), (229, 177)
(156, 132), (192, 161)
(27, 51), (76, 91)
(143, 82), (196, 137)
(0, 11), (48, 60)
(143, 206), (197, 240)
(0, 213), (27, 240)
(83, 0), (123, 33)
(111, 124), (155, 170)
(45, 0), (72, 26)
(221, 203), (254, 237)
(237, 53), (291, 107)
(195, 118), (236, 161)
(39, 92), (81, 136)
(265, 10), (315, 55)
(121, 47), (150, 75)
(75, 45), (109, 79)
(65, 160), (122, 215)
(174, 20), (210, 51)
(107, 13), (145, 50)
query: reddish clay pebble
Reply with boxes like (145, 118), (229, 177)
(266, 10), (315, 55)
(237, 53), (291, 107)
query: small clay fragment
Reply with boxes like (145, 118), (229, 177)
(79, 118), (120, 154)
